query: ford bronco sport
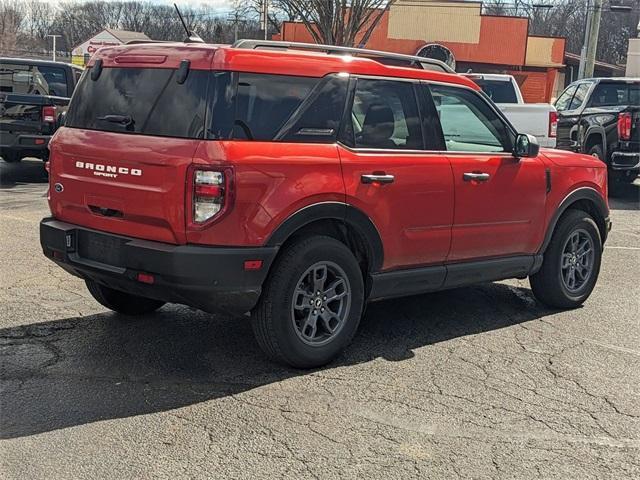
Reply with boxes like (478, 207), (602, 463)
(40, 40), (611, 368)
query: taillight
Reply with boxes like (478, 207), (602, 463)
(618, 112), (632, 141)
(549, 110), (558, 138)
(42, 105), (56, 123)
(188, 167), (233, 227)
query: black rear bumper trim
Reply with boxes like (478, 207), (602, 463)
(40, 218), (278, 315)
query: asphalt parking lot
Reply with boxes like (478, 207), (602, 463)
(1, 158), (639, 479)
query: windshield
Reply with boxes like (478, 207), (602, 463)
(474, 79), (518, 103)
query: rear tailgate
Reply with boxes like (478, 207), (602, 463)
(0, 93), (64, 138)
(48, 45), (214, 245)
(49, 128), (199, 244)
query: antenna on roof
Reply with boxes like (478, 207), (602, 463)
(174, 3), (204, 43)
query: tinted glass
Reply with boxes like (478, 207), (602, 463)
(65, 67), (208, 139)
(430, 84), (512, 152)
(231, 73), (318, 141)
(568, 83), (591, 110)
(589, 82), (640, 107)
(0, 62), (68, 96)
(474, 79), (518, 103)
(555, 85), (577, 112)
(278, 75), (348, 143)
(347, 78), (423, 149)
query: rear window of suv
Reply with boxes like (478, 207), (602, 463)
(65, 67), (208, 139)
(0, 62), (69, 97)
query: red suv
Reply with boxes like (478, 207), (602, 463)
(40, 40), (611, 368)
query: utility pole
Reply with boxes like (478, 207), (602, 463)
(47, 34), (61, 62)
(578, 0), (603, 79)
(261, 0), (269, 40)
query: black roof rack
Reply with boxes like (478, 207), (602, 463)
(231, 39), (455, 74)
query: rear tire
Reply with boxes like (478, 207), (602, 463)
(86, 280), (165, 315)
(251, 236), (364, 369)
(2, 152), (20, 163)
(587, 144), (604, 161)
(530, 209), (602, 309)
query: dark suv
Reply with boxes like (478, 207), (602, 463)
(40, 40), (610, 368)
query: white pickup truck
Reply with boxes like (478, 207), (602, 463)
(468, 74), (558, 148)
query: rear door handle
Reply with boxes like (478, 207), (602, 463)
(361, 174), (395, 184)
(463, 172), (491, 182)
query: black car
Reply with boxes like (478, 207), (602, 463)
(555, 77), (639, 184)
(0, 58), (84, 163)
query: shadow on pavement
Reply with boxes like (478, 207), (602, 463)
(0, 158), (48, 187)
(609, 180), (639, 211)
(0, 282), (555, 439)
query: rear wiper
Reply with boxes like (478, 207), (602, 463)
(97, 114), (133, 126)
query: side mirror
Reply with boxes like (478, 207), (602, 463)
(513, 133), (540, 158)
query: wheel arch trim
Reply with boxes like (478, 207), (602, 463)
(583, 125), (607, 156)
(539, 187), (609, 254)
(265, 201), (384, 272)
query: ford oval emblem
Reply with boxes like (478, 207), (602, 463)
(54, 183), (64, 193)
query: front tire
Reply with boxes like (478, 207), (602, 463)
(251, 236), (365, 368)
(86, 280), (165, 315)
(530, 209), (602, 309)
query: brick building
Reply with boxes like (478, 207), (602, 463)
(274, 0), (566, 103)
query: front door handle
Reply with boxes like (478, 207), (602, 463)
(463, 172), (491, 182)
(361, 174), (395, 184)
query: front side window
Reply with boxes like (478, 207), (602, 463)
(568, 83), (592, 110)
(344, 78), (423, 150)
(429, 84), (513, 153)
(555, 85), (577, 112)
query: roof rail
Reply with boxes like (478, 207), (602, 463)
(125, 40), (174, 45)
(231, 39), (455, 74)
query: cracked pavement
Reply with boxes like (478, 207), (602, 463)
(1, 159), (639, 479)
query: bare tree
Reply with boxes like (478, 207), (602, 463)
(483, 0), (640, 65)
(279, 0), (395, 47)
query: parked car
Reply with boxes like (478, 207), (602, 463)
(0, 58), (83, 163)
(467, 73), (558, 148)
(40, 40), (611, 368)
(554, 77), (640, 184)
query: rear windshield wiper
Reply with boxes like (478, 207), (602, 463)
(97, 114), (134, 127)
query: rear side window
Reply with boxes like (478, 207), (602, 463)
(0, 62), (68, 97)
(207, 72), (346, 143)
(589, 82), (640, 107)
(65, 67), (208, 139)
(343, 78), (423, 150)
(474, 79), (518, 103)
(230, 73), (318, 141)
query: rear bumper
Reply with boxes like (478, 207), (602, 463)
(610, 151), (640, 171)
(0, 132), (50, 158)
(40, 218), (278, 315)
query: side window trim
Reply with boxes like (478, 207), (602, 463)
(417, 81), (446, 151)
